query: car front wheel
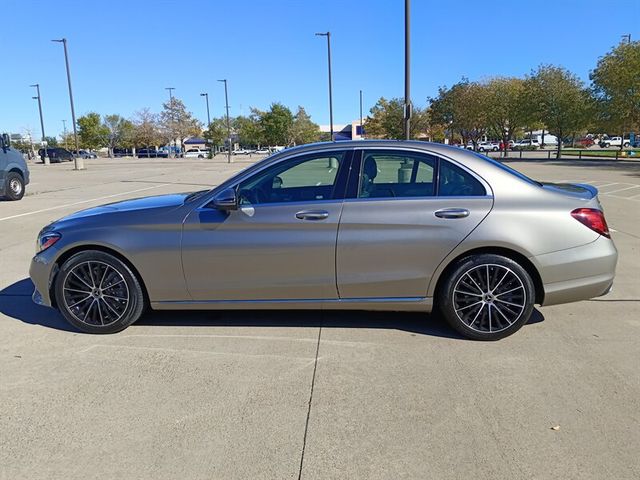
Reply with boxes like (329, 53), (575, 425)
(55, 250), (146, 334)
(437, 254), (535, 340)
(4, 172), (25, 201)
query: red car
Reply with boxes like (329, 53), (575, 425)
(577, 137), (595, 147)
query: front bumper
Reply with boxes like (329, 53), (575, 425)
(29, 248), (59, 308)
(533, 236), (618, 306)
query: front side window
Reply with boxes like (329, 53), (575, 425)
(238, 151), (345, 205)
(438, 160), (486, 196)
(358, 151), (436, 199)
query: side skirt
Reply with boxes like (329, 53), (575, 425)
(151, 297), (433, 312)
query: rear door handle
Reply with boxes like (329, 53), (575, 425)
(434, 208), (470, 219)
(296, 210), (329, 221)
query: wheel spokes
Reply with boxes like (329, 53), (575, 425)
(453, 264), (526, 334)
(63, 261), (130, 327)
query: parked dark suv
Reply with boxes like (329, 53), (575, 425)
(1, 133), (30, 201)
(38, 147), (75, 163)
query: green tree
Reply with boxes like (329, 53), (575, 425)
(429, 81), (489, 149)
(528, 65), (591, 158)
(234, 109), (265, 147)
(203, 118), (228, 152)
(365, 97), (429, 140)
(260, 103), (293, 146)
(103, 114), (135, 157)
(590, 40), (640, 145)
(77, 112), (108, 150)
(484, 77), (529, 157)
(43, 135), (59, 148)
(159, 98), (203, 152)
(133, 108), (161, 151)
(290, 106), (320, 145)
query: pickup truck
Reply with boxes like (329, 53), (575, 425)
(599, 137), (631, 148)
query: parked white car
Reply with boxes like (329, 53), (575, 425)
(512, 139), (540, 149)
(184, 148), (208, 158)
(232, 148), (251, 155)
(477, 141), (499, 152)
(254, 148), (270, 154)
(599, 137), (631, 148)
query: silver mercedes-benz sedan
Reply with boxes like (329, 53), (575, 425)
(30, 141), (617, 340)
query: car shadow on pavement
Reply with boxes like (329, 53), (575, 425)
(0, 278), (544, 339)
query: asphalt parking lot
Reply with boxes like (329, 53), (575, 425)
(1, 153), (639, 480)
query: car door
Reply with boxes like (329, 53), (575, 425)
(336, 148), (493, 299)
(181, 149), (351, 301)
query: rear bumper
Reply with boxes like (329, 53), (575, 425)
(533, 236), (618, 306)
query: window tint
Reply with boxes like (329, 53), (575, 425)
(438, 160), (486, 196)
(358, 151), (436, 199)
(238, 152), (344, 205)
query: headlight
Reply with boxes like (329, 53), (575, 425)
(37, 231), (61, 253)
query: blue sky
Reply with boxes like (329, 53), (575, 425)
(2, 0), (638, 137)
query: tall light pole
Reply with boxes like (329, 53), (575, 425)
(165, 88), (175, 156)
(52, 38), (83, 170)
(403, 0), (412, 140)
(200, 92), (211, 127)
(218, 79), (232, 163)
(30, 84), (47, 162)
(62, 119), (68, 149)
(315, 32), (334, 141)
(359, 89), (363, 139)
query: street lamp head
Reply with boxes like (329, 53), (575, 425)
(200, 93), (207, 96)
(51, 38), (65, 43)
(32, 96), (38, 100)
(29, 84), (38, 87)
(217, 79), (226, 83)
(315, 32), (329, 36)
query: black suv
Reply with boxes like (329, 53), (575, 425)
(1, 133), (30, 201)
(38, 147), (75, 163)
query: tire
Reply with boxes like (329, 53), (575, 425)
(623, 142), (630, 148)
(54, 250), (146, 334)
(437, 254), (535, 341)
(4, 172), (25, 201)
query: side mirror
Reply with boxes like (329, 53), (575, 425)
(211, 187), (238, 211)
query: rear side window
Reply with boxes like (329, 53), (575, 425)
(438, 160), (486, 196)
(358, 151), (436, 199)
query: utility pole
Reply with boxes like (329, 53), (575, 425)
(165, 87), (175, 156)
(218, 79), (232, 163)
(52, 38), (83, 170)
(200, 92), (211, 127)
(315, 32), (334, 141)
(62, 119), (68, 149)
(359, 89), (363, 139)
(30, 84), (47, 163)
(403, 0), (412, 140)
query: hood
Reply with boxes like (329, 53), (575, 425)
(60, 193), (191, 221)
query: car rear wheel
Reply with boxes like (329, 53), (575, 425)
(4, 172), (25, 201)
(55, 250), (146, 334)
(437, 254), (535, 340)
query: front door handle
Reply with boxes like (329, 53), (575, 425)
(296, 210), (329, 221)
(434, 208), (470, 219)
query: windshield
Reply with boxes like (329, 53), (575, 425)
(473, 152), (541, 186)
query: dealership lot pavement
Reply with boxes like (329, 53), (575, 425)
(1, 154), (639, 480)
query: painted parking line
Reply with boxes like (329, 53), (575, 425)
(0, 184), (169, 222)
(600, 185), (640, 195)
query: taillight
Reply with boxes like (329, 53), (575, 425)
(571, 208), (610, 238)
